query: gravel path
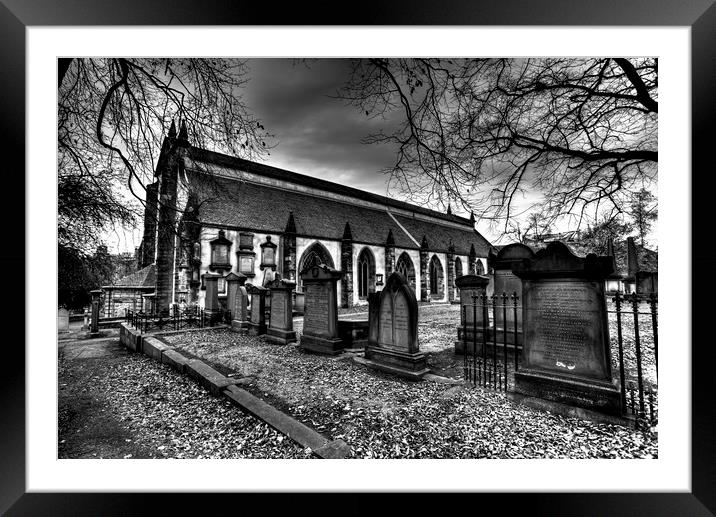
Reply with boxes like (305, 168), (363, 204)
(58, 340), (313, 459)
(164, 329), (658, 459)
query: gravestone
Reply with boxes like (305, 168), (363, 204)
(491, 243), (534, 347)
(57, 307), (69, 333)
(299, 264), (343, 355)
(453, 274), (490, 355)
(202, 273), (222, 320)
(89, 289), (102, 337)
(226, 272), (249, 332)
(266, 277), (297, 345)
(363, 272), (429, 380)
(246, 283), (268, 335)
(512, 241), (621, 416)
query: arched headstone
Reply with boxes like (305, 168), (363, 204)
(364, 273), (429, 380)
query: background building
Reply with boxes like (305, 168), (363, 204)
(136, 122), (493, 312)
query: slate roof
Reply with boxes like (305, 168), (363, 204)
(105, 264), (156, 288)
(393, 214), (492, 256)
(186, 167), (490, 256)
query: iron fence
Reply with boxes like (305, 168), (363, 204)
(609, 291), (658, 425)
(462, 292), (522, 393)
(125, 306), (231, 334)
(459, 289), (658, 426)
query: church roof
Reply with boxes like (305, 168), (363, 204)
(105, 264), (156, 289)
(185, 166), (490, 256)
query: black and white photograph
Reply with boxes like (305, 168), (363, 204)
(56, 56), (660, 461)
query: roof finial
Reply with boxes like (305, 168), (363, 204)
(469, 211), (475, 225)
(447, 203), (452, 215)
(178, 119), (188, 142)
(168, 119), (177, 139)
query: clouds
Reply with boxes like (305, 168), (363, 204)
(243, 59), (400, 197)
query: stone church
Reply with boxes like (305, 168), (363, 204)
(136, 122), (493, 313)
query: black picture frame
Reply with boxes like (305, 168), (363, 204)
(3, 0), (714, 515)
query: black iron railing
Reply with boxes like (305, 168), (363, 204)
(125, 306), (231, 334)
(462, 292), (521, 392)
(609, 291), (658, 425)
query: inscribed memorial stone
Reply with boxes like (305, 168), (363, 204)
(364, 272), (428, 380)
(266, 277), (297, 345)
(299, 265), (344, 354)
(512, 242), (622, 416)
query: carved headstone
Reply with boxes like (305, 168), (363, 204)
(58, 307), (69, 333)
(453, 274), (490, 356)
(491, 243), (534, 347)
(364, 272), (429, 380)
(512, 241), (622, 416)
(246, 283), (268, 335)
(266, 278), (297, 345)
(299, 264), (344, 355)
(227, 272), (249, 332)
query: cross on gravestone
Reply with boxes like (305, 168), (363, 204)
(453, 274), (490, 356)
(363, 272), (429, 380)
(512, 241), (622, 416)
(298, 264), (344, 355)
(245, 283), (268, 335)
(266, 277), (297, 345)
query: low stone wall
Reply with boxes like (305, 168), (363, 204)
(116, 322), (350, 459)
(119, 323), (143, 352)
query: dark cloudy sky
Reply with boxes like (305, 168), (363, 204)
(242, 59), (403, 197)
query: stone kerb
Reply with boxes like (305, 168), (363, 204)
(512, 241), (622, 417)
(266, 277), (298, 345)
(453, 274), (490, 355)
(298, 264), (344, 355)
(363, 272), (429, 380)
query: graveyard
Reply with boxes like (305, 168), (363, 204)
(59, 261), (658, 459)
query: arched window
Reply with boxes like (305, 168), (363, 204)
(357, 248), (376, 299)
(297, 242), (335, 291)
(475, 259), (485, 275)
(395, 252), (416, 292)
(429, 255), (445, 299)
(455, 257), (463, 278)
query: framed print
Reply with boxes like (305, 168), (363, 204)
(4, 0), (715, 514)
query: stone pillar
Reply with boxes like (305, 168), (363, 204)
(453, 274), (490, 355)
(341, 222), (354, 308)
(419, 236), (430, 302)
(246, 284), (268, 335)
(282, 212), (297, 282)
(468, 244), (477, 275)
(447, 243), (456, 303)
(384, 230), (395, 276)
(225, 272), (246, 321)
(89, 289), (101, 337)
(266, 278), (297, 345)
(202, 273), (221, 320)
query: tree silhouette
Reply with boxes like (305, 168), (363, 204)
(340, 58), (657, 232)
(58, 58), (270, 254)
